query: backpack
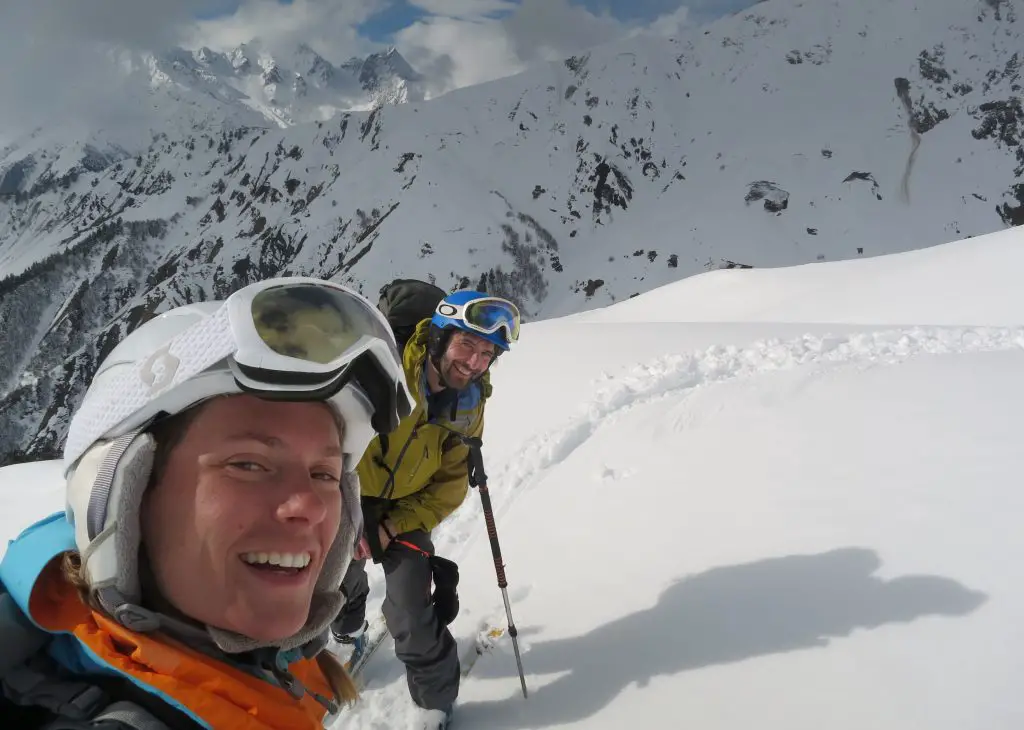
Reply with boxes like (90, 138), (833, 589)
(376, 278), (447, 352)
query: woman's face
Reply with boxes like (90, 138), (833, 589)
(141, 395), (344, 642)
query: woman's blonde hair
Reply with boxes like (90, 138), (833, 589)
(60, 402), (358, 706)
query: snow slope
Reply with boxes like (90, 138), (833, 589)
(3, 224), (1023, 728)
(575, 224), (1024, 326)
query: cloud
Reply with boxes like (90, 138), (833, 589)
(680, 0), (760, 25)
(395, 0), (691, 98)
(1, 0), (212, 50)
(501, 0), (633, 61)
(189, 0), (385, 61)
(0, 0), (700, 140)
(396, 16), (525, 95)
(646, 4), (691, 37)
(0, 0), (226, 138)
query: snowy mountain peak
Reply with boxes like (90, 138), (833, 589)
(360, 46), (423, 88)
(146, 40), (427, 126)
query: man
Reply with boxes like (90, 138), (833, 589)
(331, 288), (521, 727)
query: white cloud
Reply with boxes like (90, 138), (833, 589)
(1, 0), (211, 50)
(395, 0), (685, 98)
(646, 5), (691, 38)
(189, 0), (385, 62)
(398, 16), (526, 96)
(501, 0), (631, 62)
(0, 0), (223, 137)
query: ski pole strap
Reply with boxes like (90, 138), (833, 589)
(429, 421), (486, 487)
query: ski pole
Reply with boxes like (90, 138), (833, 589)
(464, 437), (528, 699)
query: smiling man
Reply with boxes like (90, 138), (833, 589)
(330, 286), (521, 729)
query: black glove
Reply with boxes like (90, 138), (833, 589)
(429, 556), (460, 625)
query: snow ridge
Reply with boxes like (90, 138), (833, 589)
(433, 324), (1024, 572)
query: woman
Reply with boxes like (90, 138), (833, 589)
(0, 277), (414, 729)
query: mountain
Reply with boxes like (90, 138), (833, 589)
(4, 224), (1023, 729)
(0, 0), (1022, 465)
(154, 42), (427, 126)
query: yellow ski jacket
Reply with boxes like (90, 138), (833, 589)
(356, 319), (490, 534)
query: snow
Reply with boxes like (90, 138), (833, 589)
(575, 225), (1024, 327)
(3, 225), (1024, 728)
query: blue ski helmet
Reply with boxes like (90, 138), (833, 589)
(430, 290), (521, 352)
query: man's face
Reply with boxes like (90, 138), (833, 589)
(437, 330), (498, 389)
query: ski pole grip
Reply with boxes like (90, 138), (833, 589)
(467, 441), (487, 488)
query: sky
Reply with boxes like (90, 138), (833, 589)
(0, 0), (755, 139)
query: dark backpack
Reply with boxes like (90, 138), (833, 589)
(376, 278), (448, 351)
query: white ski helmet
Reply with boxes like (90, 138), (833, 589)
(62, 276), (413, 654)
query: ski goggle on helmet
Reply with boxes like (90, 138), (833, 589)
(63, 277), (415, 473)
(432, 292), (521, 351)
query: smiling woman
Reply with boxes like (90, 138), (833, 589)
(0, 277), (413, 730)
(141, 396), (346, 644)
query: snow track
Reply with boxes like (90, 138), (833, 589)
(430, 325), (1024, 560)
(337, 324), (1024, 728)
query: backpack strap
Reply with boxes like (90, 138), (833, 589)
(3, 654), (178, 730)
(3, 652), (110, 724)
(0, 594), (179, 730)
(0, 588), (49, 679)
(87, 702), (176, 730)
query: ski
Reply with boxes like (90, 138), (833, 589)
(345, 615), (391, 686)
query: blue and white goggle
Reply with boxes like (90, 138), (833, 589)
(436, 297), (521, 344)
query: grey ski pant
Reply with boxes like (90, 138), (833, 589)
(331, 530), (460, 711)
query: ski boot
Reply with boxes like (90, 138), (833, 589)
(332, 619), (369, 671)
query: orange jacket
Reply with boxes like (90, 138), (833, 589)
(3, 512), (334, 730)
